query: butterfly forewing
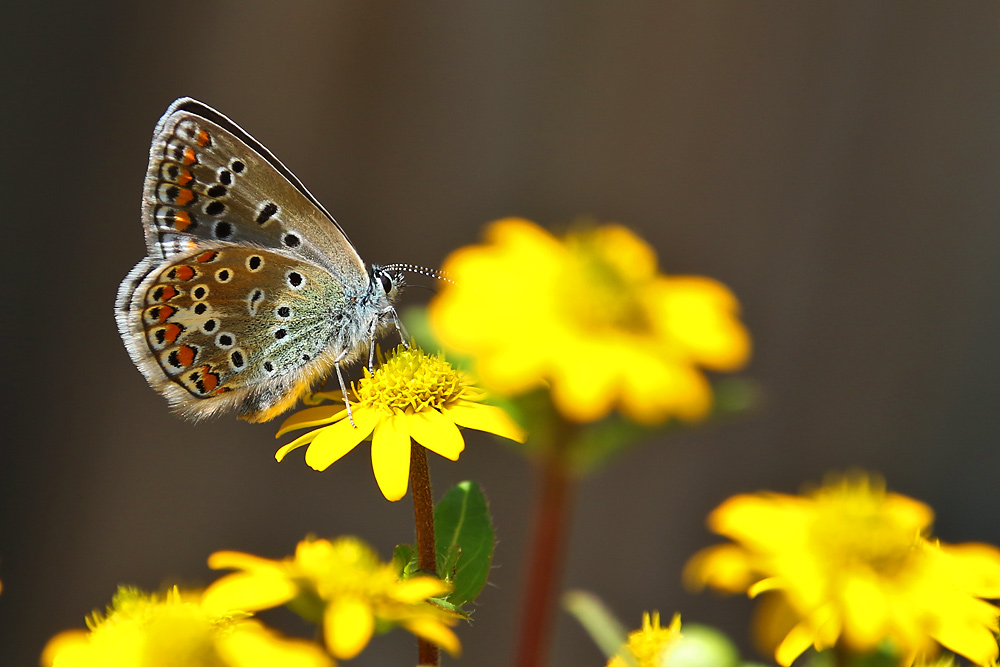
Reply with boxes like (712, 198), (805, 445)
(142, 99), (367, 290)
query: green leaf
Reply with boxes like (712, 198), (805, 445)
(434, 480), (495, 606)
(393, 543), (416, 577)
(562, 590), (632, 665)
(439, 544), (462, 583)
(664, 623), (740, 667)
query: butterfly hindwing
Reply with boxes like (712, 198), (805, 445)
(121, 245), (360, 421)
(141, 98), (368, 291)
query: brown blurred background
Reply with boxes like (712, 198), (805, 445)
(3, 2), (1000, 665)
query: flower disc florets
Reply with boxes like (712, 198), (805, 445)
(354, 348), (473, 415)
(608, 611), (682, 667)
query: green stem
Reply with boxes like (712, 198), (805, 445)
(410, 443), (439, 666)
(833, 645), (850, 667)
(515, 419), (576, 667)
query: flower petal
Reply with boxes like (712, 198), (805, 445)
(394, 576), (452, 603)
(408, 408), (465, 461)
(682, 544), (756, 594)
(930, 598), (1000, 665)
(371, 412), (412, 501)
(304, 406), (379, 471)
(549, 342), (619, 422)
(446, 401), (526, 443)
(401, 617), (462, 657)
(938, 543), (1000, 597)
(774, 619), (817, 667)
(275, 405), (347, 437)
(218, 621), (335, 667)
(202, 571), (298, 614)
(275, 429), (321, 462)
(839, 573), (889, 650)
(324, 595), (374, 659)
(207, 550), (282, 572)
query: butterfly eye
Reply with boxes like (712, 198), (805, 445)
(379, 272), (393, 294)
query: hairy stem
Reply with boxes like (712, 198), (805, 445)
(411, 443), (439, 666)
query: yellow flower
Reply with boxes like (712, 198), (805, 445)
(41, 586), (333, 667)
(913, 658), (957, 667)
(684, 473), (1000, 666)
(607, 612), (682, 667)
(274, 346), (525, 501)
(203, 536), (461, 660)
(429, 218), (750, 424)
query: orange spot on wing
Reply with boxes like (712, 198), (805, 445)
(178, 167), (193, 186)
(176, 345), (196, 367)
(152, 285), (178, 302)
(163, 323), (184, 344)
(197, 129), (211, 147)
(173, 211), (193, 232)
(201, 370), (219, 392)
(196, 250), (219, 263)
(183, 147), (197, 165)
(157, 305), (176, 323)
(175, 188), (195, 206)
(174, 265), (195, 281)
(213, 386), (231, 394)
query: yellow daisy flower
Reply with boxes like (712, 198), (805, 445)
(684, 473), (1000, 666)
(275, 346), (524, 502)
(202, 536), (461, 661)
(429, 218), (751, 424)
(607, 611), (682, 667)
(41, 586), (333, 667)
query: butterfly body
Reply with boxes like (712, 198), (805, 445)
(116, 98), (401, 422)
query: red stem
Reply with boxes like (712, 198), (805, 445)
(410, 443), (439, 666)
(515, 443), (575, 667)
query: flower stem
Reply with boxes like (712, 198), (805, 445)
(515, 421), (576, 667)
(410, 443), (439, 666)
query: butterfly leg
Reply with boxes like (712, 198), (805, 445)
(367, 318), (379, 372)
(333, 351), (356, 428)
(390, 308), (411, 349)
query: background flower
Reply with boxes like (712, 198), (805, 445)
(430, 219), (750, 424)
(41, 586), (333, 667)
(685, 473), (1000, 666)
(606, 611), (682, 667)
(203, 536), (461, 660)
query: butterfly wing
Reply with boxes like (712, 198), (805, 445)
(141, 98), (369, 291)
(117, 98), (393, 422)
(118, 244), (363, 422)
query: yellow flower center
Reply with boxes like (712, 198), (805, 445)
(609, 612), (682, 667)
(559, 228), (654, 335)
(355, 347), (471, 414)
(809, 482), (915, 576)
(296, 537), (396, 601)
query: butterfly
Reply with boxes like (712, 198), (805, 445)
(116, 98), (424, 423)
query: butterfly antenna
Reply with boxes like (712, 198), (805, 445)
(382, 263), (454, 284)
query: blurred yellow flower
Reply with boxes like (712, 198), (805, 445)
(607, 611), (682, 667)
(429, 218), (750, 424)
(41, 586), (333, 667)
(274, 346), (525, 501)
(203, 536), (461, 661)
(684, 473), (1000, 666)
